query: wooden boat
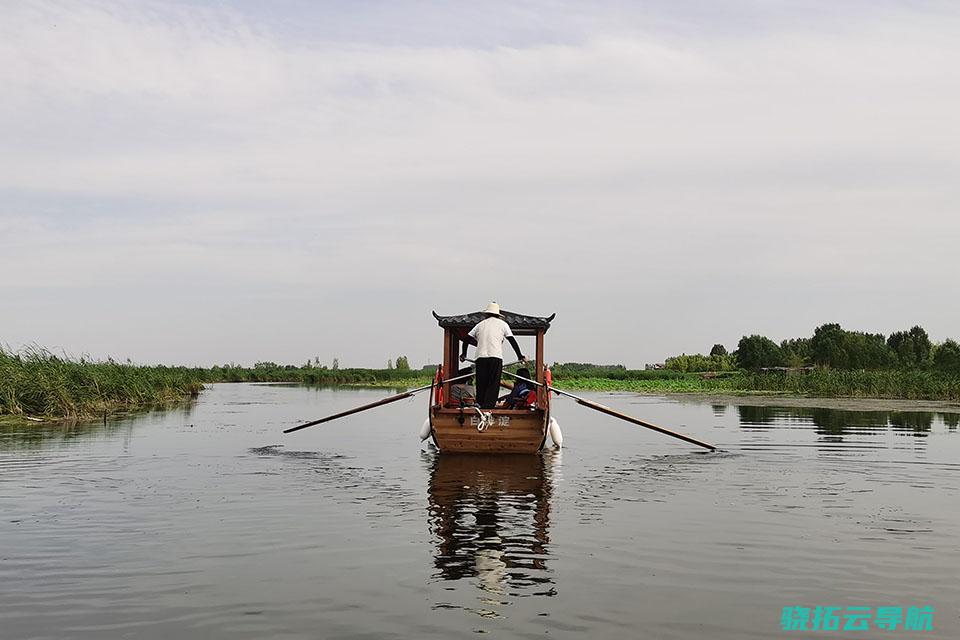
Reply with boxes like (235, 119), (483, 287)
(427, 309), (555, 454)
(285, 308), (714, 452)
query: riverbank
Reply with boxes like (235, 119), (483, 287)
(0, 347), (204, 423)
(555, 369), (960, 402)
(347, 378), (960, 413)
(350, 370), (960, 405)
(5, 344), (960, 424)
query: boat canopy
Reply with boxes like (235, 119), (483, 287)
(432, 310), (555, 335)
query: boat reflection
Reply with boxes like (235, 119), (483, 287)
(735, 404), (958, 438)
(426, 452), (558, 597)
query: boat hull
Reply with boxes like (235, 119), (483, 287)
(430, 407), (548, 454)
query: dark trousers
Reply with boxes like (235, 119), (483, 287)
(475, 357), (503, 409)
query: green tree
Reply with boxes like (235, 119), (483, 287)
(811, 323), (848, 368)
(811, 323), (896, 369)
(664, 352), (736, 372)
(910, 326), (932, 364)
(888, 326), (932, 368)
(736, 335), (784, 370)
(395, 355), (410, 371)
(709, 344), (727, 357)
(933, 340), (960, 374)
(780, 338), (811, 368)
(332, 358), (339, 370)
(845, 331), (892, 369)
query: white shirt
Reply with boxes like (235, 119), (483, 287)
(468, 317), (514, 359)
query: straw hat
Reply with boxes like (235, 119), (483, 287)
(483, 301), (502, 316)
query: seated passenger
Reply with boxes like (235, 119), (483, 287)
(449, 383), (476, 405)
(498, 368), (536, 409)
(449, 367), (476, 405)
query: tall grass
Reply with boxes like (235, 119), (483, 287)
(732, 369), (960, 401)
(555, 369), (960, 401)
(0, 347), (430, 420)
(206, 364), (429, 385)
(0, 346), (205, 420)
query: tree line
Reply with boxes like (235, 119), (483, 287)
(258, 354), (414, 372)
(667, 324), (960, 374)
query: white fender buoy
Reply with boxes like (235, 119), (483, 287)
(419, 417), (432, 441)
(548, 417), (563, 449)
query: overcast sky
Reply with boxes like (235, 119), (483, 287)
(2, 0), (958, 368)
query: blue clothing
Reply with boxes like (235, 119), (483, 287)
(500, 382), (531, 408)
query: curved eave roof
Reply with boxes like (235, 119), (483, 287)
(432, 310), (555, 332)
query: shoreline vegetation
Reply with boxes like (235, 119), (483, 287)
(1, 346), (205, 423)
(4, 321), (960, 423)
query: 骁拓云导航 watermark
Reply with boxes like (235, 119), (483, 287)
(780, 606), (934, 632)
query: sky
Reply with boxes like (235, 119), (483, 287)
(1, 0), (959, 368)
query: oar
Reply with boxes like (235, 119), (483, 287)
(502, 370), (717, 451)
(284, 372), (474, 434)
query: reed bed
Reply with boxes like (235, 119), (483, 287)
(0, 346), (205, 420)
(207, 364), (429, 386)
(557, 369), (960, 401)
(733, 369), (960, 401)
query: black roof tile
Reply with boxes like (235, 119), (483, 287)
(432, 309), (555, 331)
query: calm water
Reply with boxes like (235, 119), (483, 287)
(2, 384), (959, 639)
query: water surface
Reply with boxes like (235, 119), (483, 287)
(2, 384), (958, 638)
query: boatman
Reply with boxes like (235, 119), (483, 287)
(460, 302), (526, 409)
